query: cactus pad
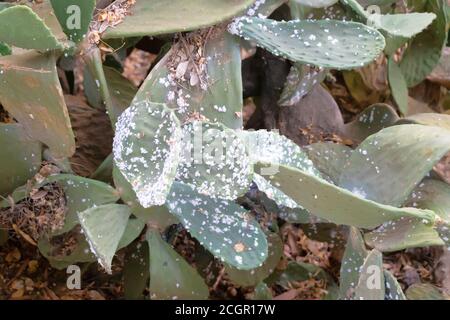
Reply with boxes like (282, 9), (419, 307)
(146, 229), (209, 300)
(166, 182), (268, 270)
(230, 17), (385, 69)
(78, 204), (131, 273)
(113, 101), (182, 208)
(177, 121), (253, 200)
(102, 0), (255, 39)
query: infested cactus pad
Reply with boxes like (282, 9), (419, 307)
(166, 182), (268, 270)
(113, 101), (182, 208)
(177, 121), (253, 200)
(230, 17), (385, 69)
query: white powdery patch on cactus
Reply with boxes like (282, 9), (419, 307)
(113, 101), (182, 208)
(176, 121), (253, 200)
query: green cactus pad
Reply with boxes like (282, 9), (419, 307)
(0, 5), (64, 50)
(388, 59), (408, 116)
(343, 103), (399, 143)
(113, 101), (182, 208)
(0, 51), (75, 158)
(225, 233), (283, 287)
(365, 217), (443, 252)
(146, 229), (209, 300)
(0, 124), (42, 196)
(340, 227), (368, 299)
(384, 270), (406, 300)
(255, 163), (436, 228)
(102, 0), (254, 39)
(305, 142), (352, 185)
(123, 241), (149, 300)
(50, 0), (95, 43)
(135, 32), (244, 130)
(406, 179), (450, 222)
(230, 17), (385, 69)
(78, 204), (131, 273)
(104, 66), (138, 119)
(177, 121), (253, 200)
(339, 124), (450, 207)
(399, 0), (448, 87)
(44, 174), (120, 235)
(117, 218), (146, 249)
(354, 249), (385, 300)
(369, 13), (436, 38)
(166, 182), (268, 270)
(365, 179), (450, 252)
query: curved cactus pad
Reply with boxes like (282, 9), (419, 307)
(0, 124), (42, 196)
(255, 163), (436, 228)
(339, 124), (450, 207)
(102, 0), (255, 39)
(0, 5), (63, 50)
(369, 13), (436, 38)
(166, 182), (268, 270)
(113, 101), (182, 208)
(45, 174), (120, 235)
(365, 178), (450, 252)
(365, 217), (443, 252)
(343, 103), (399, 143)
(78, 204), (131, 274)
(305, 142), (352, 184)
(177, 121), (253, 200)
(0, 51), (75, 158)
(146, 229), (209, 300)
(230, 17), (385, 69)
(225, 233), (283, 287)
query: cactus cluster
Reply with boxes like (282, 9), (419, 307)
(0, 0), (449, 301)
